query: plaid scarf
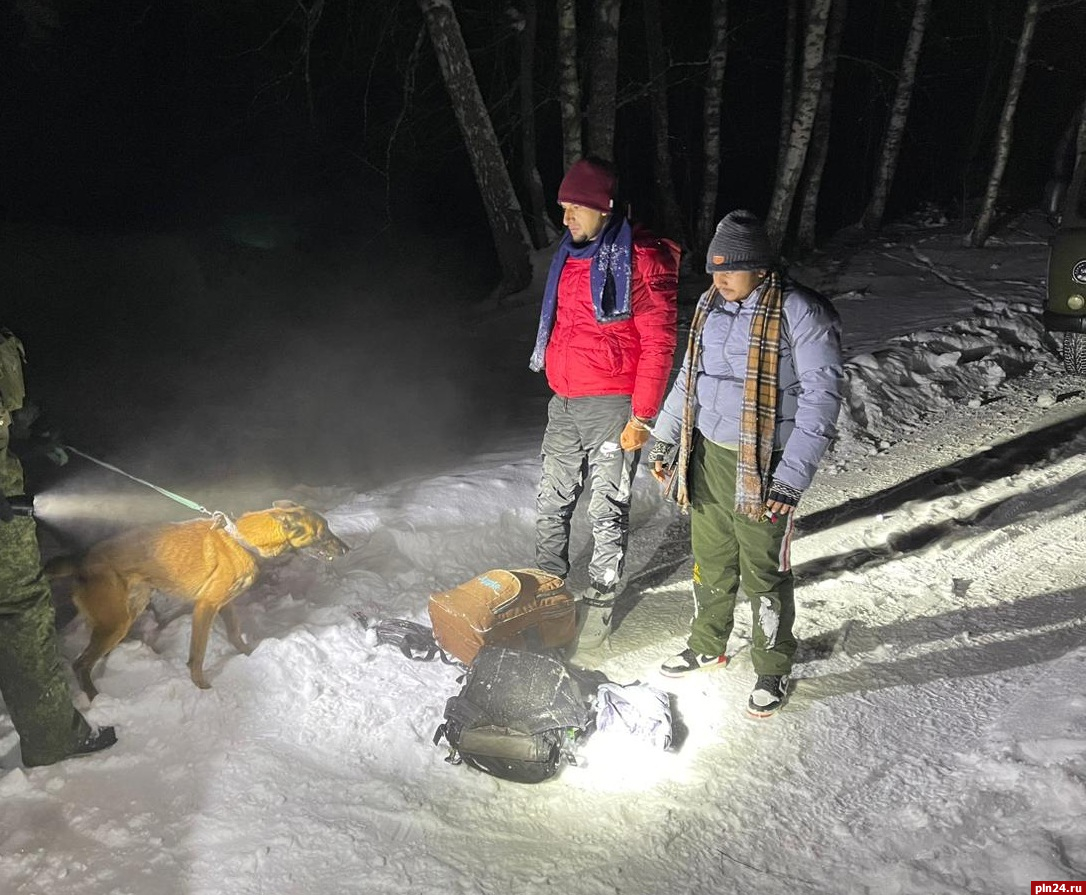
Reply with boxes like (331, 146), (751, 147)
(673, 272), (783, 519)
(670, 288), (713, 512)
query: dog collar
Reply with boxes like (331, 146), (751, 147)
(211, 511), (262, 555)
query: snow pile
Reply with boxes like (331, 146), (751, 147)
(836, 291), (1054, 457)
(819, 217), (1062, 466)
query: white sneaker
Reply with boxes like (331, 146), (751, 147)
(659, 648), (729, 677)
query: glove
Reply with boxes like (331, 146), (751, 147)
(647, 441), (678, 484)
(764, 480), (803, 521)
(0, 494), (12, 523)
(619, 417), (652, 451)
(19, 429), (68, 466)
(647, 440), (677, 465)
(10, 402), (68, 466)
(39, 432), (69, 466)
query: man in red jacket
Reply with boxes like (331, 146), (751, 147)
(529, 157), (680, 650)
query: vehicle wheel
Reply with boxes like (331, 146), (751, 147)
(1062, 332), (1086, 375)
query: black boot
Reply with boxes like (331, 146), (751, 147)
(72, 725), (117, 758)
(575, 587), (616, 650)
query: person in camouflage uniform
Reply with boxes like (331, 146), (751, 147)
(0, 328), (115, 767)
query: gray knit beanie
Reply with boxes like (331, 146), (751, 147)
(706, 210), (776, 272)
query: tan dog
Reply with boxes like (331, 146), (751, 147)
(47, 501), (349, 699)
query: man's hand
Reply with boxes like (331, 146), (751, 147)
(19, 429), (69, 466)
(620, 417), (652, 451)
(764, 480), (803, 522)
(40, 433), (68, 466)
(647, 441), (677, 483)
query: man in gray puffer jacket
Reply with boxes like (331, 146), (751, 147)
(648, 210), (844, 718)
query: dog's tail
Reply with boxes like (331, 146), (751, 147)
(44, 555), (78, 580)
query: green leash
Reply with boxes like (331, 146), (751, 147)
(64, 445), (215, 517)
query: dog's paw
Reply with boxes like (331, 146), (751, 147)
(190, 673), (212, 690)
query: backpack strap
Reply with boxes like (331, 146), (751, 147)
(355, 613), (460, 665)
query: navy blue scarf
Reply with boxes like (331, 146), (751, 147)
(529, 215), (634, 372)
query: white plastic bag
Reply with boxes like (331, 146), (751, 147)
(595, 682), (673, 750)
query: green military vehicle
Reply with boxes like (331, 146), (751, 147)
(1043, 125), (1086, 375)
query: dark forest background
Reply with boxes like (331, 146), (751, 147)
(3, 0), (1085, 248)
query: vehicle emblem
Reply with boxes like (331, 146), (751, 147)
(1074, 259), (1086, 284)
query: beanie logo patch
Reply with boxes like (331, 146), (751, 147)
(712, 255), (726, 265)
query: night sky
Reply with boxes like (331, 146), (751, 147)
(2, 0), (1085, 521)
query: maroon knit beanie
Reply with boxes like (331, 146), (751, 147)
(557, 159), (616, 213)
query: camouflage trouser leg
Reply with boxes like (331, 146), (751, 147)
(535, 395), (637, 591)
(687, 439), (797, 675)
(0, 516), (89, 767)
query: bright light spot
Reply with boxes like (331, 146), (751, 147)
(31, 478), (299, 527)
(564, 731), (686, 792)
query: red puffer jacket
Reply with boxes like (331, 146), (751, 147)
(544, 229), (680, 420)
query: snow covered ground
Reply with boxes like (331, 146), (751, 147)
(2, 211), (1085, 895)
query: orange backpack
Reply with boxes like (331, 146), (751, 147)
(428, 568), (576, 665)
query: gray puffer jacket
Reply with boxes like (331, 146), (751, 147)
(652, 279), (844, 493)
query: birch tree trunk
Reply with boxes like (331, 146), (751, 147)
(515, 0), (554, 248)
(859, 0), (932, 232)
(417, 0), (532, 296)
(796, 0), (848, 252)
(968, 0), (1041, 247)
(765, 0), (832, 250)
(776, 0), (799, 179)
(1077, 92), (1086, 157)
(643, 0), (685, 244)
(584, 0), (621, 160)
(696, 0), (729, 255)
(298, 0), (325, 130)
(556, 0), (582, 170)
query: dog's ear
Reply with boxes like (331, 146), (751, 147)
(272, 500), (300, 510)
(282, 516), (306, 538)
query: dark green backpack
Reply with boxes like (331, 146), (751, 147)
(433, 646), (596, 784)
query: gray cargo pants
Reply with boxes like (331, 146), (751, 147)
(535, 395), (639, 593)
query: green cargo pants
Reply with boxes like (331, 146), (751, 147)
(686, 437), (797, 676)
(0, 514), (90, 767)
